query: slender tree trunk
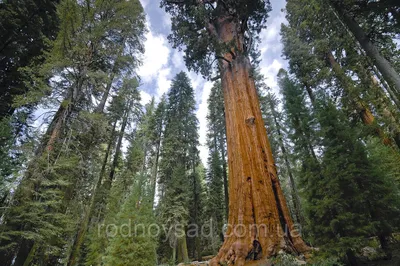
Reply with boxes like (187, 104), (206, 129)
(177, 235), (189, 263)
(66, 120), (117, 266)
(192, 162), (202, 261)
(107, 111), (129, 186)
(3, 98), (75, 266)
(331, 1), (400, 95)
(303, 83), (316, 106)
(357, 63), (400, 147)
(218, 131), (229, 220)
(172, 245), (177, 263)
(371, 65), (400, 109)
(272, 113), (304, 226)
(327, 51), (393, 146)
(151, 140), (162, 206)
(96, 73), (115, 113)
(210, 18), (309, 265)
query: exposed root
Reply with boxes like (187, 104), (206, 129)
(209, 235), (310, 266)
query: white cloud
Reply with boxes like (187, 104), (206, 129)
(172, 50), (185, 69)
(259, 12), (286, 57)
(162, 12), (172, 29)
(260, 59), (283, 94)
(140, 90), (152, 106)
(138, 31), (170, 83)
(197, 81), (213, 166)
(139, 0), (149, 8)
(157, 68), (172, 97)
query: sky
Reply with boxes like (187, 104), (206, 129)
(137, 0), (288, 166)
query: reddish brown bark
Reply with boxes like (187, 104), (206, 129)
(210, 18), (309, 266)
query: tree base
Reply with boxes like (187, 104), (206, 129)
(209, 237), (311, 266)
(209, 252), (309, 266)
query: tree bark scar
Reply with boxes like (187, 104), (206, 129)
(246, 116), (255, 126)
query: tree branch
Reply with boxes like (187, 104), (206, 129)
(165, 0), (186, 5)
(216, 56), (231, 64)
(210, 75), (221, 81)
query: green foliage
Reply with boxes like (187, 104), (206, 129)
(0, 153), (77, 255)
(104, 177), (157, 266)
(269, 253), (299, 266)
(301, 98), (400, 257)
(0, 118), (19, 202)
(0, 0), (148, 265)
(157, 72), (201, 261)
(0, 0), (59, 117)
(160, 0), (271, 77)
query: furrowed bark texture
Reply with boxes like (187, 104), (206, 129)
(210, 18), (309, 266)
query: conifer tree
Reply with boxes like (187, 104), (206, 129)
(282, 0), (400, 147)
(148, 95), (167, 204)
(0, 0), (60, 118)
(157, 72), (200, 264)
(161, 1), (309, 263)
(0, 0), (146, 264)
(101, 101), (158, 265)
(263, 93), (304, 226)
(67, 78), (143, 266)
(206, 81), (228, 220)
(329, 0), (400, 94)
(308, 98), (400, 260)
(278, 69), (323, 240)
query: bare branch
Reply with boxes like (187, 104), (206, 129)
(210, 75), (221, 81)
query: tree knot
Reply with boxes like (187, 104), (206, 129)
(245, 116), (255, 126)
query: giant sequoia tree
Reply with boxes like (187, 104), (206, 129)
(161, 1), (309, 264)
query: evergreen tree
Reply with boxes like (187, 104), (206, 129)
(157, 72), (200, 264)
(102, 106), (159, 265)
(0, 0), (146, 264)
(205, 81), (228, 220)
(148, 95), (167, 204)
(0, 0), (59, 118)
(161, 1), (309, 263)
(103, 185), (157, 266)
(278, 69), (322, 238)
(308, 98), (400, 260)
(282, 0), (400, 148)
(329, 0), (400, 94)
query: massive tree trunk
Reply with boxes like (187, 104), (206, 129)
(331, 1), (400, 95)
(210, 18), (309, 266)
